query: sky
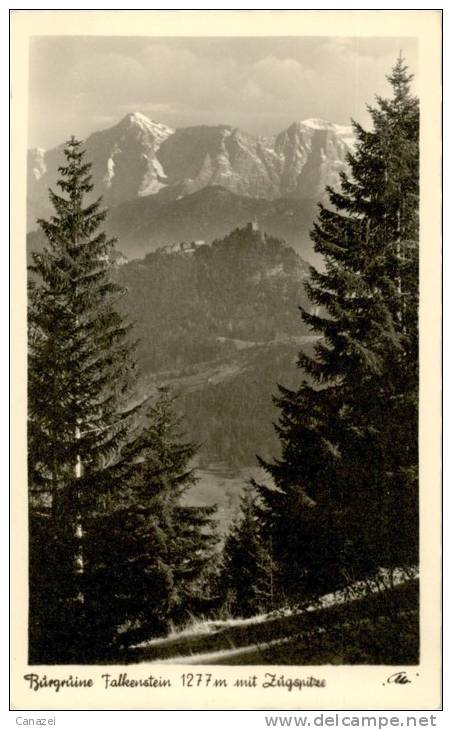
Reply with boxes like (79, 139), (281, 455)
(28, 35), (418, 149)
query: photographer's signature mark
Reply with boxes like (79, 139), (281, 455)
(383, 671), (419, 686)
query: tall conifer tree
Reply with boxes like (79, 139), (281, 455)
(28, 139), (218, 661)
(120, 387), (218, 628)
(28, 137), (140, 660)
(255, 58), (419, 599)
(219, 486), (273, 617)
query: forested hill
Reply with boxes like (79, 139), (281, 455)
(118, 224), (312, 374)
(27, 222), (313, 471)
(115, 225), (314, 472)
(104, 185), (319, 263)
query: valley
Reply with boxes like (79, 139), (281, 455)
(111, 226), (320, 527)
(25, 115), (336, 535)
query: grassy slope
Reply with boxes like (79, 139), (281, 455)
(122, 578), (419, 666)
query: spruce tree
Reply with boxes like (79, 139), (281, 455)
(219, 486), (273, 618)
(255, 58), (419, 600)
(28, 140), (219, 661)
(28, 137), (141, 660)
(119, 387), (218, 630)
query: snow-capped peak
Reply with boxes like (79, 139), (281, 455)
(128, 111), (151, 125)
(119, 112), (174, 139)
(299, 118), (355, 150)
(300, 118), (336, 130)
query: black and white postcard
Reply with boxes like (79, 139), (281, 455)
(10, 9), (442, 710)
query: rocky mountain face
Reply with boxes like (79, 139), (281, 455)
(27, 113), (353, 231)
(274, 120), (353, 198)
(27, 113), (174, 224)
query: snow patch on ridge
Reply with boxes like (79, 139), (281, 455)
(138, 150), (169, 197)
(31, 148), (47, 181)
(103, 156), (115, 188)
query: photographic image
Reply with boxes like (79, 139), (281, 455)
(11, 10), (442, 710)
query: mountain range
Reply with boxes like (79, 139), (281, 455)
(27, 112), (354, 261)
